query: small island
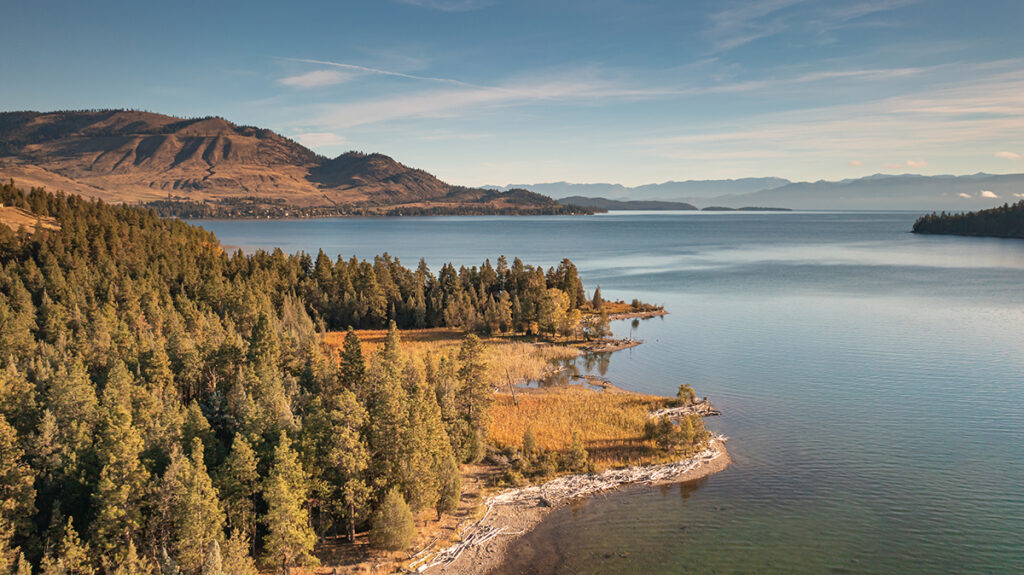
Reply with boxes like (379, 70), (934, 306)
(912, 201), (1024, 238)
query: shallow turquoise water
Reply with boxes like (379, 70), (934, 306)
(198, 212), (1024, 574)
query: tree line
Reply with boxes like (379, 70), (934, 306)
(0, 181), (597, 573)
(912, 200), (1024, 238)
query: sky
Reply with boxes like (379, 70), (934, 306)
(2, 0), (1023, 187)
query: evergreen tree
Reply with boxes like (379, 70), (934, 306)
(563, 432), (591, 473)
(173, 439), (225, 573)
(365, 337), (408, 497)
(336, 328), (366, 400)
(216, 435), (259, 539)
(109, 539), (155, 575)
(92, 362), (148, 559)
(262, 432), (316, 573)
(220, 530), (257, 575)
(435, 456), (461, 521)
(369, 488), (415, 551)
(0, 415), (33, 570)
(456, 334), (490, 462)
(40, 517), (95, 575)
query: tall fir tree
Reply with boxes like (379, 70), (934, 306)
(92, 362), (148, 560)
(262, 432), (316, 574)
(215, 435), (259, 540)
(172, 439), (225, 574)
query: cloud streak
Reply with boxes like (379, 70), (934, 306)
(705, 0), (918, 52)
(279, 69), (353, 88)
(280, 58), (481, 88)
(397, 0), (493, 11)
(635, 63), (1024, 170)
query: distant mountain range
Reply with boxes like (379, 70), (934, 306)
(558, 196), (697, 211)
(485, 178), (791, 201)
(492, 173), (1024, 211)
(0, 110), (581, 216)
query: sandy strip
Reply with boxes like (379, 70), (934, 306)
(419, 438), (729, 574)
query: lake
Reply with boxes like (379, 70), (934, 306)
(198, 211), (1024, 574)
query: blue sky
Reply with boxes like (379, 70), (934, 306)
(2, 0), (1023, 186)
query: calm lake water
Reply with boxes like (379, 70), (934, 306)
(198, 212), (1024, 574)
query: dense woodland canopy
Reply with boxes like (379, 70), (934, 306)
(0, 181), (598, 573)
(912, 200), (1024, 238)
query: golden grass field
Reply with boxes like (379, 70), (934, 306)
(488, 386), (677, 470)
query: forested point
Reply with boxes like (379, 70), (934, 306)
(912, 200), (1024, 238)
(0, 181), (624, 573)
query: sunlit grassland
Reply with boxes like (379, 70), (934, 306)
(489, 387), (677, 470)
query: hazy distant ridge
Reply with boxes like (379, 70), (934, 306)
(492, 173), (1024, 211)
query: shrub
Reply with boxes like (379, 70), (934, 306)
(369, 488), (416, 551)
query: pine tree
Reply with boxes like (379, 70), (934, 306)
(336, 328), (366, 401)
(521, 427), (537, 464)
(435, 455), (461, 521)
(458, 333), (489, 435)
(0, 415), (34, 560)
(369, 488), (416, 551)
(109, 539), (155, 575)
(92, 362), (148, 558)
(400, 373), (449, 512)
(366, 338), (408, 498)
(216, 435), (259, 539)
(173, 439), (225, 574)
(40, 517), (95, 575)
(220, 530), (257, 575)
(262, 432), (316, 574)
(563, 432), (591, 473)
(325, 391), (369, 543)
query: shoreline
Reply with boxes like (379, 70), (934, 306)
(419, 437), (729, 574)
(607, 309), (668, 321)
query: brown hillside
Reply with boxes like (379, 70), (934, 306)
(0, 110), (567, 213)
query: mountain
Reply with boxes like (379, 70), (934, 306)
(0, 110), (582, 215)
(706, 173), (1024, 211)
(486, 177), (791, 201)
(557, 196), (697, 211)
(496, 173), (1024, 211)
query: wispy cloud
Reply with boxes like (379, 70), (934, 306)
(279, 69), (353, 88)
(292, 132), (347, 147)
(995, 151), (1021, 159)
(636, 63), (1024, 170)
(280, 58), (480, 88)
(980, 190), (998, 198)
(397, 0), (493, 12)
(305, 71), (677, 129)
(706, 0), (918, 52)
(882, 160), (926, 170)
(848, 160), (863, 167)
(958, 192), (973, 198)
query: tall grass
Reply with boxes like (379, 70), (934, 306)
(488, 387), (677, 470)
